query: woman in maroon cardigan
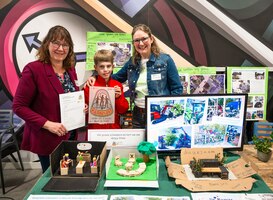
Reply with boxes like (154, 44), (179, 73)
(13, 25), (79, 173)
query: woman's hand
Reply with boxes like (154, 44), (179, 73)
(84, 76), (96, 88)
(43, 120), (67, 136)
(114, 85), (121, 98)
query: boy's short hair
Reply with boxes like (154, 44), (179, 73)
(94, 49), (114, 65)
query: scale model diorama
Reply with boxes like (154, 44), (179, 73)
(166, 147), (257, 192)
(104, 142), (158, 188)
(114, 153), (147, 177)
(43, 141), (107, 192)
(109, 142), (155, 178)
(189, 155), (228, 179)
(60, 151), (99, 176)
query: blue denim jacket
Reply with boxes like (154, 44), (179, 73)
(112, 53), (183, 104)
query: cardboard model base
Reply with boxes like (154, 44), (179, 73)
(166, 147), (257, 192)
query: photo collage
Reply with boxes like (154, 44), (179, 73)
(146, 95), (247, 151)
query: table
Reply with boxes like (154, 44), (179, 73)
(24, 152), (273, 200)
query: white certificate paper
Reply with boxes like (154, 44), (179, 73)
(59, 91), (85, 131)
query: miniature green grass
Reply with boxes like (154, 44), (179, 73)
(106, 156), (157, 180)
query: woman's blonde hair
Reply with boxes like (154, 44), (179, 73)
(131, 24), (161, 64)
(36, 25), (75, 69)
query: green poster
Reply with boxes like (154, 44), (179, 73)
(177, 66), (224, 94)
(177, 66), (217, 75)
(86, 32), (132, 70)
(226, 67), (268, 121)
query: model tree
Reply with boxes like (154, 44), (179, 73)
(137, 141), (156, 163)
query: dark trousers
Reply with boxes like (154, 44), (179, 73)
(132, 106), (146, 129)
(38, 155), (50, 173)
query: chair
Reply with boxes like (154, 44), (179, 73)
(0, 109), (24, 194)
(253, 121), (273, 140)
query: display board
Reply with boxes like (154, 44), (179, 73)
(226, 67), (268, 121)
(177, 67), (225, 94)
(86, 32), (132, 70)
(146, 94), (248, 152)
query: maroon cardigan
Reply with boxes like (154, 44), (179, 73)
(12, 60), (79, 156)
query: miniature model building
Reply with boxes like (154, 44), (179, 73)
(59, 152), (99, 176)
(189, 158), (229, 179)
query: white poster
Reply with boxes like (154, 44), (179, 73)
(110, 195), (190, 200)
(88, 86), (115, 124)
(88, 129), (145, 149)
(192, 193), (273, 200)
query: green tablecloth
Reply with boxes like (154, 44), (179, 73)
(24, 153), (273, 200)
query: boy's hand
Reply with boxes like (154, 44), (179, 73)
(84, 104), (89, 114)
(84, 76), (96, 88)
(114, 86), (121, 98)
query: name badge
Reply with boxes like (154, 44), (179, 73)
(151, 73), (161, 81)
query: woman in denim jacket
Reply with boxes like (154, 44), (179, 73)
(86, 24), (183, 128)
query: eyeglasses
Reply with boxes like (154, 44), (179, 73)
(50, 41), (69, 50)
(132, 36), (149, 44)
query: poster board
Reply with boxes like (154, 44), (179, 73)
(177, 67), (225, 94)
(88, 86), (115, 124)
(226, 67), (268, 121)
(86, 32), (132, 70)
